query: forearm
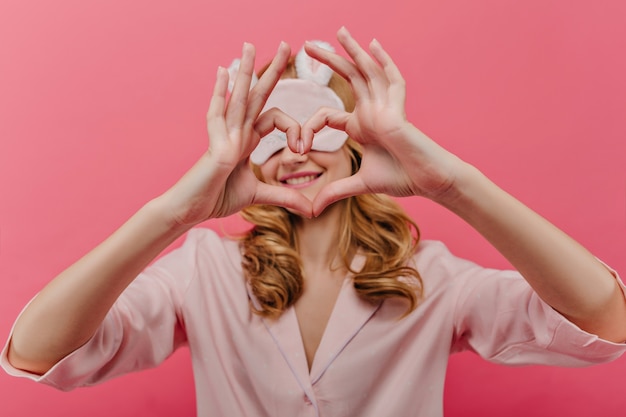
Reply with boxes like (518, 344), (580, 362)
(6, 43), (306, 374)
(438, 163), (626, 342)
(8, 197), (191, 374)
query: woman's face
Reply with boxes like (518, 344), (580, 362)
(258, 145), (353, 203)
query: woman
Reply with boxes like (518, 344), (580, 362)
(3, 27), (626, 416)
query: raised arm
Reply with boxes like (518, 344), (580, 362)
(7, 42), (312, 375)
(303, 27), (626, 342)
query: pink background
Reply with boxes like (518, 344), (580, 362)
(1, 0), (625, 415)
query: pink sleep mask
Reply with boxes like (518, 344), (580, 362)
(250, 79), (347, 165)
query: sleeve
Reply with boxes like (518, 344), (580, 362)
(435, 244), (626, 367)
(0, 229), (206, 391)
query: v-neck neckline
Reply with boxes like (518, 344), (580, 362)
(247, 255), (381, 386)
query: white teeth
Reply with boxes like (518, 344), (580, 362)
(285, 175), (317, 185)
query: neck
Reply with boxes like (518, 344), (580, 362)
(294, 201), (346, 271)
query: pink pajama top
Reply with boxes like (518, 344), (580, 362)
(3, 228), (626, 416)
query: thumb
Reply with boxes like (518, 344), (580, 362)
(253, 182), (314, 218)
(312, 175), (369, 217)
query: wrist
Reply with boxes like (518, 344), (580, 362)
(392, 123), (474, 204)
(429, 162), (486, 211)
(142, 196), (197, 235)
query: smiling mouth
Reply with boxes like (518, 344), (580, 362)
(281, 173), (322, 186)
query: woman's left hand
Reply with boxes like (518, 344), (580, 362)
(302, 27), (466, 216)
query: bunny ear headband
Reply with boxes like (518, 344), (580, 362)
(227, 41), (348, 165)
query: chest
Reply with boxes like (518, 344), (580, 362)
(293, 275), (344, 370)
(185, 282), (452, 417)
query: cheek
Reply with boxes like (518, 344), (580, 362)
(257, 161), (277, 183)
(334, 152), (354, 178)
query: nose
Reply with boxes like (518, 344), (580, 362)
(277, 146), (308, 165)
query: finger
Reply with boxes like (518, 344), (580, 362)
(207, 66), (229, 121)
(253, 183), (313, 218)
(254, 107), (302, 153)
(301, 107), (352, 145)
(312, 175), (369, 217)
(206, 67), (230, 142)
(245, 42), (291, 123)
(303, 40), (368, 96)
(369, 39), (404, 85)
(225, 42), (256, 128)
(335, 27), (388, 95)
(369, 39), (407, 103)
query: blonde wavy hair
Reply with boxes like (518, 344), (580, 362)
(239, 56), (423, 319)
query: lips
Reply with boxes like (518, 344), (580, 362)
(279, 171), (322, 188)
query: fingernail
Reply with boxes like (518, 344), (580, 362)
(297, 139), (304, 155)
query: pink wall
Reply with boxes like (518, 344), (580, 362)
(1, 0), (625, 415)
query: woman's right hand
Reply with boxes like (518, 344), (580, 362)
(159, 42), (313, 225)
(6, 42), (318, 376)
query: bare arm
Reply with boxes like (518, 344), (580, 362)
(7, 42), (312, 375)
(8, 199), (190, 375)
(439, 154), (626, 342)
(304, 28), (626, 342)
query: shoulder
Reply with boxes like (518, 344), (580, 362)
(182, 227), (241, 264)
(183, 227), (247, 283)
(411, 239), (521, 298)
(412, 240), (485, 277)
(185, 227), (241, 252)
(146, 227), (243, 286)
